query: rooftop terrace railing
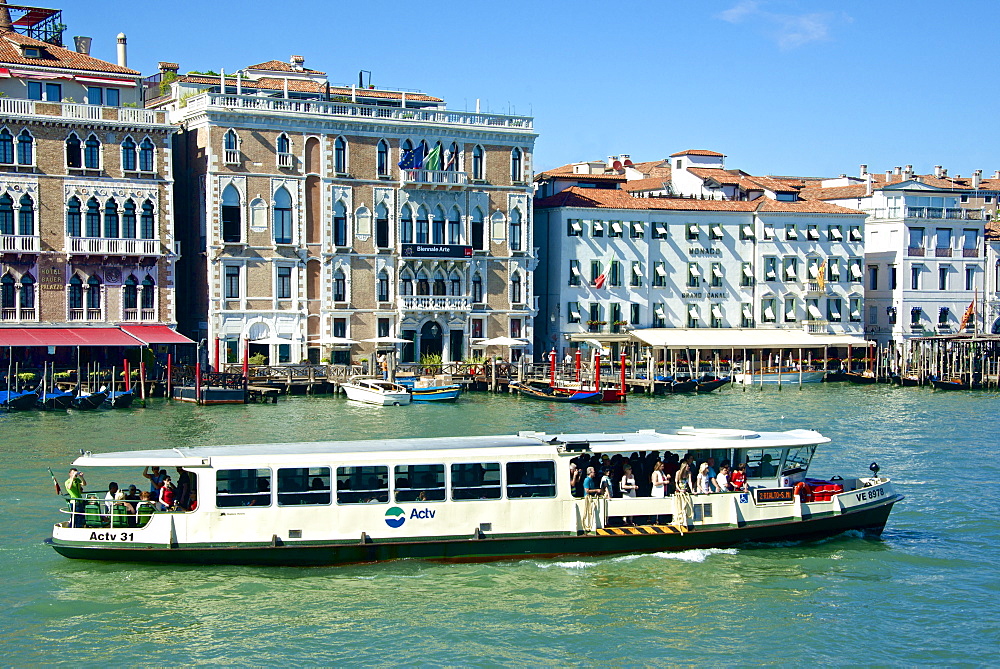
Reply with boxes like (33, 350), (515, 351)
(186, 93), (533, 130)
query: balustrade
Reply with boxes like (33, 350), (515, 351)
(68, 236), (161, 256)
(0, 234), (39, 252)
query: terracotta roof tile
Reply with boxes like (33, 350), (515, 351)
(623, 177), (669, 192)
(0, 33), (139, 75)
(799, 184), (870, 201)
(535, 186), (862, 215)
(173, 75), (443, 102)
(985, 219), (1000, 241)
(688, 167), (760, 191)
(670, 149), (725, 158)
(246, 59), (324, 74)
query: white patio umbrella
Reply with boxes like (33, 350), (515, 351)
(362, 337), (412, 344)
(250, 336), (294, 345)
(308, 336), (360, 346)
(473, 336), (530, 348)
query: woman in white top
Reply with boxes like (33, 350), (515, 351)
(620, 465), (638, 498)
(697, 462), (714, 495)
(651, 461), (667, 498)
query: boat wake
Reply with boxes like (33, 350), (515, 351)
(612, 547), (739, 563)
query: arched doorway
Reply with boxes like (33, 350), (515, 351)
(420, 321), (443, 360)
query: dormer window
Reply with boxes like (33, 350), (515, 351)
(21, 47), (41, 59)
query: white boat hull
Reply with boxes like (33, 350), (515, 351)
(342, 383), (411, 405)
(733, 371), (826, 385)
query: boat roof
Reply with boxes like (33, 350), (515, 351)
(71, 428), (830, 468)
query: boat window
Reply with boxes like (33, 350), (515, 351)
(277, 467), (331, 506)
(337, 466), (389, 504)
(216, 468), (271, 508)
(450, 462), (501, 500)
(506, 461), (556, 499)
(782, 445), (816, 475)
(394, 464), (446, 502)
(744, 448), (783, 479)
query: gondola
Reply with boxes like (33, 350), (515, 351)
(510, 382), (603, 403)
(890, 374), (920, 387)
(0, 389), (40, 410)
(655, 375), (699, 393)
(931, 377), (980, 391)
(695, 376), (731, 392)
(37, 388), (74, 410)
(71, 389), (109, 410)
(105, 389), (136, 409)
(844, 371), (877, 385)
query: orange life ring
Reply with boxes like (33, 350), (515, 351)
(793, 481), (812, 502)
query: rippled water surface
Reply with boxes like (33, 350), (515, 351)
(2, 385), (997, 665)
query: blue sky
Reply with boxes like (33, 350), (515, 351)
(66, 0), (999, 178)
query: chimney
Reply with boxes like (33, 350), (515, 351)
(158, 62), (179, 76)
(904, 164), (913, 180)
(859, 164), (868, 177)
(885, 170), (892, 182)
(934, 165), (943, 178)
(290, 55), (305, 71)
(994, 170), (1000, 180)
(893, 166), (902, 176)
(973, 170), (982, 189)
(116, 33), (127, 68)
(865, 173), (873, 196)
(942, 168), (948, 177)
(74, 36), (92, 56)
(0, 1), (13, 34)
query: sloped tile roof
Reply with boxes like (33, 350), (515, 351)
(535, 186), (863, 215)
(985, 219), (1000, 241)
(246, 59), (324, 74)
(623, 177), (669, 192)
(0, 33), (139, 75)
(670, 149), (725, 157)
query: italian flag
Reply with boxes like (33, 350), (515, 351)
(593, 249), (616, 289)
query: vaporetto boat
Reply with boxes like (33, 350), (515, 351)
(47, 427), (902, 566)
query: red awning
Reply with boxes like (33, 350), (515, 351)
(0, 327), (143, 347)
(120, 325), (196, 345)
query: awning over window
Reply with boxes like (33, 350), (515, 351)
(712, 305), (723, 319)
(120, 325), (196, 345)
(655, 265), (667, 277)
(743, 264), (754, 277)
(0, 327), (142, 347)
(688, 305), (699, 319)
(689, 265), (701, 277)
(808, 304), (823, 319)
(712, 266), (723, 278)
(743, 305), (754, 318)
(741, 224), (754, 238)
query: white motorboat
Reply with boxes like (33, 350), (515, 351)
(341, 378), (411, 406)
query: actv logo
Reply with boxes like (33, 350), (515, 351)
(384, 507), (406, 528)
(384, 507), (437, 528)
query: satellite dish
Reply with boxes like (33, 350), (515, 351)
(612, 160), (622, 170)
(623, 159), (633, 167)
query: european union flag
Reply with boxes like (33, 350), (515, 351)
(397, 145), (425, 170)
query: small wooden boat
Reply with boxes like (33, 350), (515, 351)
(411, 384), (461, 402)
(510, 382), (603, 403)
(71, 389), (109, 410)
(38, 389), (74, 410)
(733, 371), (826, 385)
(930, 377), (979, 391)
(696, 376), (731, 392)
(890, 374), (920, 387)
(105, 389), (136, 409)
(341, 378), (411, 406)
(654, 375), (699, 393)
(0, 389), (40, 410)
(844, 371), (877, 385)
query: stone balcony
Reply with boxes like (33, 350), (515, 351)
(68, 236), (161, 256)
(0, 99), (165, 126)
(0, 234), (40, 253)
(400, 169), (468, 190)
(398, 295), (470, 312)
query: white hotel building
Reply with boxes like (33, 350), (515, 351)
(801, 166), (990, 344)
(534, 151), (867, 355)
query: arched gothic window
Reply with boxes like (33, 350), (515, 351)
(85, 197), (101, 237)
(448, 207), (462, 245)
(141, 275), (155, 310)
(0, 128), (13, 164)
(121, 136), (137, 171)
(140, 200), (155, 239)
(122, 200), (137, 238)
(377, 140), (389, 177)
(66, 133), (82, 168)
(0, 193), (12, 235)
(375, 202), (389, 248)
(273, 186), (293, 244)
(416, 207), (429, 244)
(333, 200), (347, 247)
(334, 137), (347, 173)
(104, 198), (119, 238)
(123, 275), (138, 310)
(221, 184), (241, 243)
(471, 208), (484, 251)
(432, 206), (445, 245)
(18, 194), (33, 236)
(66, 196), (81, 236)
(139, 137), (154, 172)
(86, 275), (102, 310)
(68, 275), (83, 310)
(510, 147), (523, 182)
(16, 129), (32, 165)
(400, 205), (413, 244)
(509, 209), (522, 251)
(84, 134), (100, 169)
(472, 145), (484, 180)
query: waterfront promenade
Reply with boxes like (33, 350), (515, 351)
(2, 385), (997, 665)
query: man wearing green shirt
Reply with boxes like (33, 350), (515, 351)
(65, 468), (86, 528)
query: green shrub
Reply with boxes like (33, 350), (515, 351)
(248, 353), (267, 365)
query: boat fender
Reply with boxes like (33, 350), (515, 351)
(793, 481), (812, 502)
(830, 475), (843, 481)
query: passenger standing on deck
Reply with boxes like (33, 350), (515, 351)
(620, 465), (638, 498)
(716, 465), (732, 492)
(651, 461), (667, 498)
(599, 467), (615, 498)
(675, 462), (692, 494)
(65, 468), (86, 528)
(142, 466), (166, 502)
(583, 467), (601, 496)
(569, 462), (583, 498)
(697, 463), (714, 494)
(730, 463), (748, 491)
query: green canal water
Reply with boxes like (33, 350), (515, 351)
(2, 385), (996, 665)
